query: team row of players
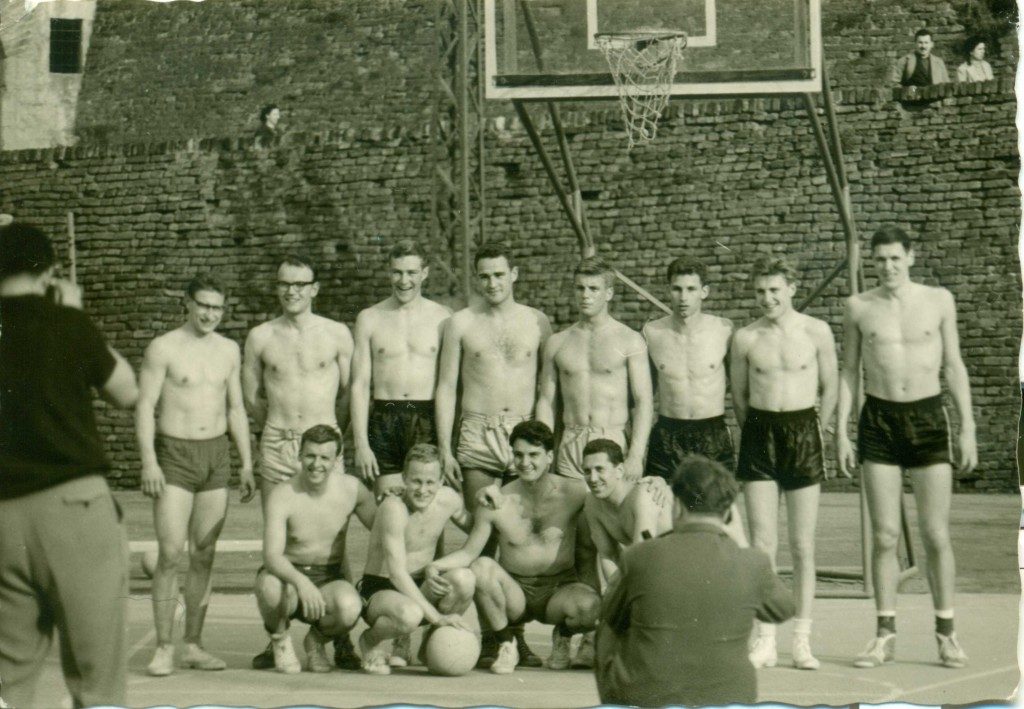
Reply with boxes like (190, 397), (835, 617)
(137, 227), (975, 676)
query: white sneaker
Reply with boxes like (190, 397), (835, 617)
(303, 627), (333, 673)
(389, 633), (412, 667)
(853, 634), (896, 668)
(749, 634), (778, 668)
(792, 635), (820, 670)
(271, 633), (301, 674)
(936, 632), (968, 668)
(490, 639), (519, 675)
(147, 644), (175, 676)
(546, 628), (572, 670)
(359, 632), (391, 675)
(571, 632), (595, 669)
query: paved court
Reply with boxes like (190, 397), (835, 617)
(29, 591), (1018, 708)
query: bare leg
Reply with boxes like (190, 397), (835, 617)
(784, 483), (821, 621)
(151, 486), (192, 647)
(183, 488), (228, 645)
(861, 462), (904, 615)
(910, 464), (955, 612)
(470, 557), (525, 632)
(743, 481), (780, 566)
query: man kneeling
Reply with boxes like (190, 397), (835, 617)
(255, 425), (376, 673)
(428, 421), (601, 674)
(358, 444), (476, 675)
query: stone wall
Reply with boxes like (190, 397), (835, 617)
(1, 80), (1019, 490)
(73, 0), (1018, 144)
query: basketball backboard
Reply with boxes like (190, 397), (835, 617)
(484, 0), (822, 100)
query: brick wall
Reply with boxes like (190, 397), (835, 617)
(1, 80), (1019, 490)
(74, 0), (1017, 144)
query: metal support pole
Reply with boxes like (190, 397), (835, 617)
(519, 0), (592, 248)
(512, 100), (590, 252)
(458, 0), (473, 298)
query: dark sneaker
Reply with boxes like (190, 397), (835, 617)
(333, 633), (361, 670)
(476, 631), (498, 669)
(252, 641), (275, 670)
(514, 626), (543, 668)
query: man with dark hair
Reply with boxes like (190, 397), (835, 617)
(0, 222), (139, 708)
(643, 256), (746, 543)
(256, 104), (282, 145)
(357, 443), (476, 674)
(435, 242), (552, 667)
(837, 226), (974, 669)
(137, 276), (255, 676)
(595, 455), (795, 707)
(731, 254), (838, 670)
(582, 439), (674, 575)
(892, 28), (950, 88)
(352, 240), (451, 499)
(243, 254), (355, 668)
(537, 257), (653, 483)
(428, 420), (601, 674)
(256, 424), (376, 673)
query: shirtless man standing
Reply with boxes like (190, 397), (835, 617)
(731, 255), (838, 671)
(137, 276), (255, 676)
(357, 444), (476, 675)
(536, 257), (653, 483)
(256, 425), (376, 673)
(436, 244), (552, 508)
(582, 439), (673, 578)
(352, 240), (451, 498)
(643, 257), (746, 543)
(837, 227), (974, 669)
(243, 254), (356, 668)
(435, 243), (551, 667)
(428, 421), (601, 675)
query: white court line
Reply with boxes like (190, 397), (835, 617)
(895, 664), (1019, 701)
(130, 539), (261, 553)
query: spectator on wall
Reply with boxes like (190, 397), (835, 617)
(892, 29), (950, 89)
(956, 38), (995, 83)
(255, 104), (282, 146)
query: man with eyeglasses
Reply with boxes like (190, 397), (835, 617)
(243, 254), (357, 669)
(136, 275), (255, 676)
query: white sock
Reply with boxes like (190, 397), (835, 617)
(793, 618), (813, 638)
(757, 622), (776, 639)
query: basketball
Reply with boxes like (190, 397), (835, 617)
(423, 626), (480, 677)
(141, 549), (158, 579)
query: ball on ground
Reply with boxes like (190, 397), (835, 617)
(424, 626), (480, 676)
(141, 549), (158, 579)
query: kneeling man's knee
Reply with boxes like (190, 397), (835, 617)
(445, 567), (476, 598)
(470, 557), (499, 587)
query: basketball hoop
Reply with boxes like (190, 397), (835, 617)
(594, 30), (687, 149)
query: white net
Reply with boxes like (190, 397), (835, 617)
(595, 30), (687, 149)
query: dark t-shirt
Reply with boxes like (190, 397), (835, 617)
(0, 295), (116, 499)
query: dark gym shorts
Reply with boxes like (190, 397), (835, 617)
(357, 572), (427, 622)
(645, 415), (735, 479)
(510, 567), (580, 624)
(858, 394), (951, 469)
(156, 433), (230, 493)
(737, 408), (824, 491)
(367, 400), (437, 476)
(258, 562), (344, 626)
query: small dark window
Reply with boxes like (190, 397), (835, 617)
(50, 18), (82, 74)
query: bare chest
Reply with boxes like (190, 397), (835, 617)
(263, 332), (339, 376)
(289, 492), (352, 541)
(747, 330), (816, 374)
(165, 353), (232, 389)
(371, 317), (440, 361)
(499, 493), (571, 545)
(556, 331), (626, 378)
(649, 329), (726, 379)
(463, 317), (540, 366)
(860, 302), (941, 349)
